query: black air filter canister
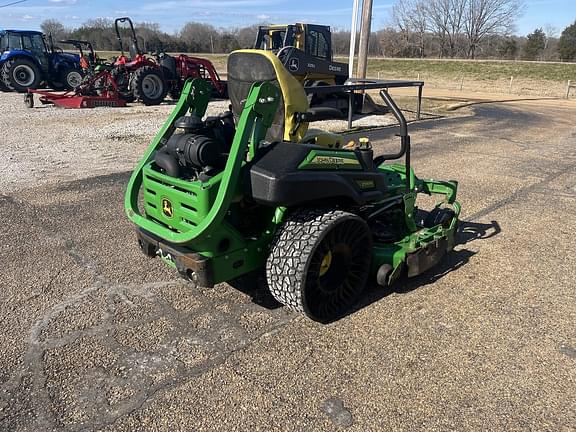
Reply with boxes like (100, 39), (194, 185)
(165, 133), (221, 170)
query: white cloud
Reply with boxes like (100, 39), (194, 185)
(256, 14), (270, 20)
(142, 0), (282, 12)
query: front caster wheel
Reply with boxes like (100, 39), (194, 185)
(24, 93), (34, 108)
(266, 208), (373, 323)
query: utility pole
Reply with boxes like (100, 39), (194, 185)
(348, 0), (361, 78)
(356, 0), (373, 80)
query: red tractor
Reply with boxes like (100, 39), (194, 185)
(111, 17), (226, 105)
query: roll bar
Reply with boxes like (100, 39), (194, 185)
(377, 90), (412, 193)
(115, 17), (140, 56)
(59, 39), (95, 59)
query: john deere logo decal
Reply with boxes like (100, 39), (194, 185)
(288, 58), (299, 72)
(161, 198), (174, 218)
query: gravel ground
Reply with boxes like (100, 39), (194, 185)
(0, 91), (575, 431)
(0, 95), (406, 194)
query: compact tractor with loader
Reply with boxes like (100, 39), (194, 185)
(111, 17), (226, 105)
(125, 50), (460, 323)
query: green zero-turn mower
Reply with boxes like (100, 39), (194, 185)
(125, 50), (461, 323)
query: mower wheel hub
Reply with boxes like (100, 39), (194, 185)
(319, 250), (332, 277)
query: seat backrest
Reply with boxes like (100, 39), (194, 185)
(227, 49), (309, 142)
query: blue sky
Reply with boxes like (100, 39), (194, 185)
(0, 0), (574, 36)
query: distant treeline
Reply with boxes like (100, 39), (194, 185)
(40, 17), (576, 62)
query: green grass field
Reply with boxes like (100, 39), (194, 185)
(358, 58), (576, 82)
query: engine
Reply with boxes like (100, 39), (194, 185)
(154, 111), (235, 181)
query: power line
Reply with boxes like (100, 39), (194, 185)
(0, 0), (28, 8)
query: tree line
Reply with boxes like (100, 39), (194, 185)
(40, 17), (381, 56)
(40, 10), (576, 62)
(389, 0), (576, 61)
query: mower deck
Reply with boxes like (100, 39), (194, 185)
(25, 69), (128, 109)
(26, 89), (127, 108)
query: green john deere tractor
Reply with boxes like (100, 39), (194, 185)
(125, 50), (461, 323)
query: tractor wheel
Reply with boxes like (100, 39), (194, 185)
(266, 208), (373, 323)
(131, 66), (167, 106)
(110, 68), (134, 102)
(24, 93), (34, 108)
(1, 63), (12, 91)
(0, 75), (8, 91)
(60, 67), (84, 89)
(1, 58), (42, 92)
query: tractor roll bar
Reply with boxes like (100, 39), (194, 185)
(59, 40), (96, 59)
(379, 89), (411, 193)
(379, 89), (407, 137)
(115, 17), (139, 56)
(303, 78), (424, 129)
(304, 78), (421, 192)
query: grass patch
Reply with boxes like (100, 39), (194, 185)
(341, 58), (576, 83)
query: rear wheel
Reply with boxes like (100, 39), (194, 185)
(266, 208), (373, 323)
(0, 75), (8, 91)
(2, 58), (42, 92)
(132, 66), (167, 106)
(60, 67), (84, 89)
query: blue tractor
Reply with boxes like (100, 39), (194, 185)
(0, 29), (82, 92)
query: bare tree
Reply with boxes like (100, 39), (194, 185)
(379, 27), (411, 57)
(463, 0), (525, 58)
(542, 23), (559, 60)
(179, 22), (219, 53)
(234, 24), (261, 49)
(425, 0), (466, 57)
(40, 19), (67, 40)
(83, 18), (114, 29)
(136, 22), (162, 52)
(392, 0), (428, 57)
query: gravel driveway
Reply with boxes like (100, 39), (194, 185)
(0, 92), (574, 431)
